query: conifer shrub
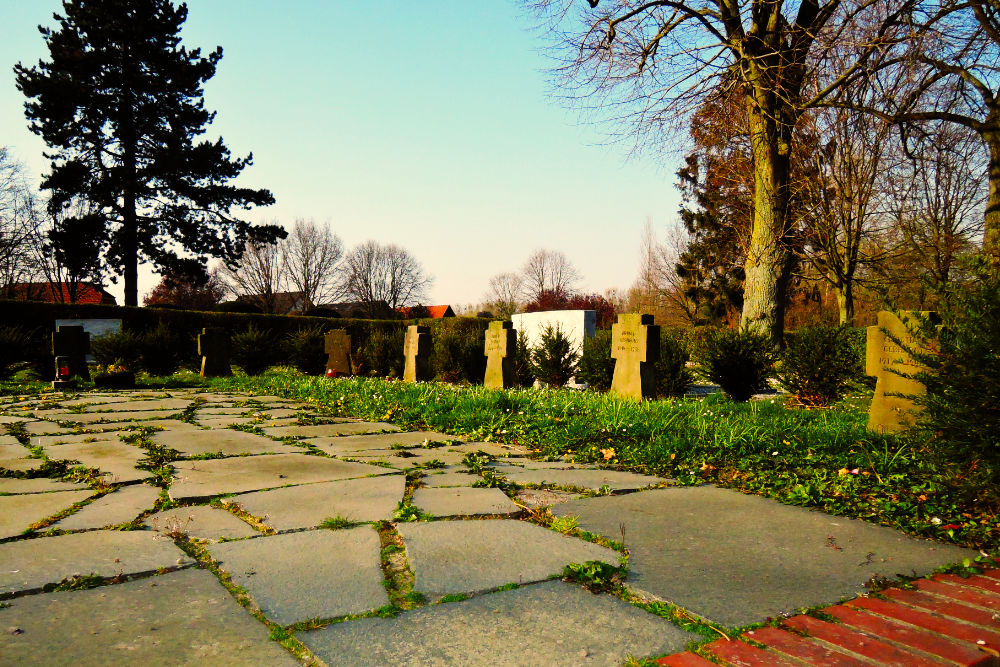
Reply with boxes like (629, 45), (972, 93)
(91, 330), (143, 371)
(284, 326), (326, 375)
(694, 328), (775, 402)
(232, 326), (278, 375)
(577, 330), (613, 391)
(0, 325), (35, 378)
(356, 327), (405, 378)
(916, 267), (1000, 468)
(512, 331), (535, 387)
(531, 326), (579, 388)
(432, 324), (485, 383)
(656, 333), (694, 398)
(138, 322), (184, 376)
(778, 324), (860, 406)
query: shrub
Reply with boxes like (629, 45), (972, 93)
(778, 324), (860, 406)
(656, 333), (693, 398)
(90, 330), (143, 371)
(284, 326), (327, 375)
(694, 328), (775, 402)
(433, 324), (485, 383)
(232, 326), (279, 375)
(214, 301), (262, 314)
(0, 326), (35, 379)
(916, 267), (1000, 468)
(531, 326), (579, 388)
(512, 331), (534, 387)
(577, 330), (613, 391)
(357, 327), (405, 378)
(139, 322), (183, 376)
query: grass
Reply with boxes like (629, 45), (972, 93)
(205, 371), (1000, 551)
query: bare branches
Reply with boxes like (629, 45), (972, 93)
(340, 241), (433, 317)
(519, 248), (583, 300)
(280, 218), (344, 307)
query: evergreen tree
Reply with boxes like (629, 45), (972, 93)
(15, 0), (280, 306)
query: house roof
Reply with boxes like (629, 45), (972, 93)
(396, 305), (455, 319)
(8, 282), (116, 305)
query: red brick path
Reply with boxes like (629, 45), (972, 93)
(656, 564), (1000, 666)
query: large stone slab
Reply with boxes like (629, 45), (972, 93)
(0, 434), (20, 444)
(398, 520), (618, 598)
(31, 432), (121, 447)
(169, 453), (391, 500)
(353, 449), (467, 469)
(79, 398), (192, 412)
(208, 527), (388, 625)
(421, 470), (481, 488)
(0, 443), (42, 472)
(145, 505), (258, 542)
(52, 484), (160, 530)
(0, 568), (296, 666)
(225, 475), (405, 530)
(0, 490), (94, 538)
(95, 419), (200, 431)
(42, 440), (150, 483)
(151, 429), (300, 457)
(553, 486), (977, 626)
(307, 431), (460, 454)
(411, 487), (520, 517)
(300, 579), (695, 666)
(64, 410), (180, 424)
(22, 421), (69, 435)
(0, 530), (189, 594)
(262, 421), (399, 438)
(0, 478), (88, 494)
(494, 464), (665, 491)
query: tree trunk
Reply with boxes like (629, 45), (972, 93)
(984, 128), (1000, 263)
(834, 281), (854, 325)
(740, 91), (792, 346)
(120, 32), (138, 307)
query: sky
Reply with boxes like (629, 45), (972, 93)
(0, 1), (684, 308)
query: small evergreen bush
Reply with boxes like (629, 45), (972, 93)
(531, 326), (579, 388)
(357, 327), (405, 378)
(577, 330), (613, 391)
(284, 326), (327, 375)
(512, 331), (534, 387)
(694, 328), (775, 402)
(916, 267), (1000, 468)
(778, 324), (860, 406)
(432, 324), (485, 383)
(91, 330), (143, 371)
(232, 326), (279, 375)
(0, 325), (34, 379)
(656, 333), (694, 398)
(139, 322), (183, 376)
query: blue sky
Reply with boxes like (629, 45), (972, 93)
(1, 1), (683, 307)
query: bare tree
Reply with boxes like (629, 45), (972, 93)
(530, 0), (920, 342)
(0, 148), (44, 294)
(341, 241), (433, 317)
(280, 218), (344, 306)
(519, 248), (582, 301)
(219, 236), (286, 313)
(484, 272), (523, 319)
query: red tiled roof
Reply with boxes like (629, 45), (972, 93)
(8, 282), (117, 305)
(396, 305), (455, 318)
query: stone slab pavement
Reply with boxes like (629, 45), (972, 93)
(0, 388), (986, 666)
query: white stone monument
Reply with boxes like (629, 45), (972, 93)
(511, 310), (596, 387)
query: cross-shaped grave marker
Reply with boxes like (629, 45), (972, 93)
(403, 325), (432, 383)
(324, 329), (352, 377)
(865, 310), (937, 433)
(610, 313), (660, 400)
(51, 325), (90, 384)
(198, 327), (231, 378)
(483, 320), (515, 389)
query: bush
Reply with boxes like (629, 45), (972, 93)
(778, 324), (860, 406)
(916, 268), (1000, 468)
(214, 301), (262, 314)
(433, 324), (485, 384)
(284, 326), (327, 375)
(531, 326), (579, 388)
(694, 328), (775, 402)
(232, 326), (279, 375)
(139, 322), (184, 376)
(512, 331), (534, 387)
(0, 326), (35, 379)
(577, 330), (613, 391)
(356, 327), (405, 378)
(90, 330), (143, 371)
(656, 333), (693, 398)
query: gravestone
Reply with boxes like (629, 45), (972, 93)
(483, 321), (515, 389)
(324, 330), (352, 377)
(51, 325), (90, 384)
(866, 311), (937, 433)
(198, 327), (231, 378)
(403, 325), (432, 383)
(55, 319), (121, 362)
(610, 313), (660, 400)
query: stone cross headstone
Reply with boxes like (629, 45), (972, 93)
(51, 325), (90, 382)
(866, 311), (936, 433)
(403, 325), (432, 383)
(198, 327), (231, 378)
(610, 313), (660, 400)
(483, 321), (515, 389)
(324, 329), (352, 377)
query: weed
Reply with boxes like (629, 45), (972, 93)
(393, 502), (432, 522)
(550, 515), (579, 534)
(562, 560), (625, 594)
(438, 593), (470, 604)
(319, 515), (354, 530)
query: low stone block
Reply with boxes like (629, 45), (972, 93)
(0, 478), (88, 494)
(43, 440), (150, 483)
(262, 422), (399, 438)
(52, 484), (160, 530)
(493, 464), (665, 491)
(0, 490), (94, 538)
(411, 487), (519, 517)
(152, 429), (299, 457)
(145, 505), (258, 542)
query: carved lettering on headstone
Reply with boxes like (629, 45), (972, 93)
(51, 325), (90, 381)
(610, 313), (660, 400)
(865, 311), (936, 433)
(198, 327), (231, 378)
(324, 329), (352, 377)
(403, 325), (432, 383)
(483, 321), (515, 389)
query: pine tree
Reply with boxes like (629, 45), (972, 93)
(14, 0), (280, 305)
